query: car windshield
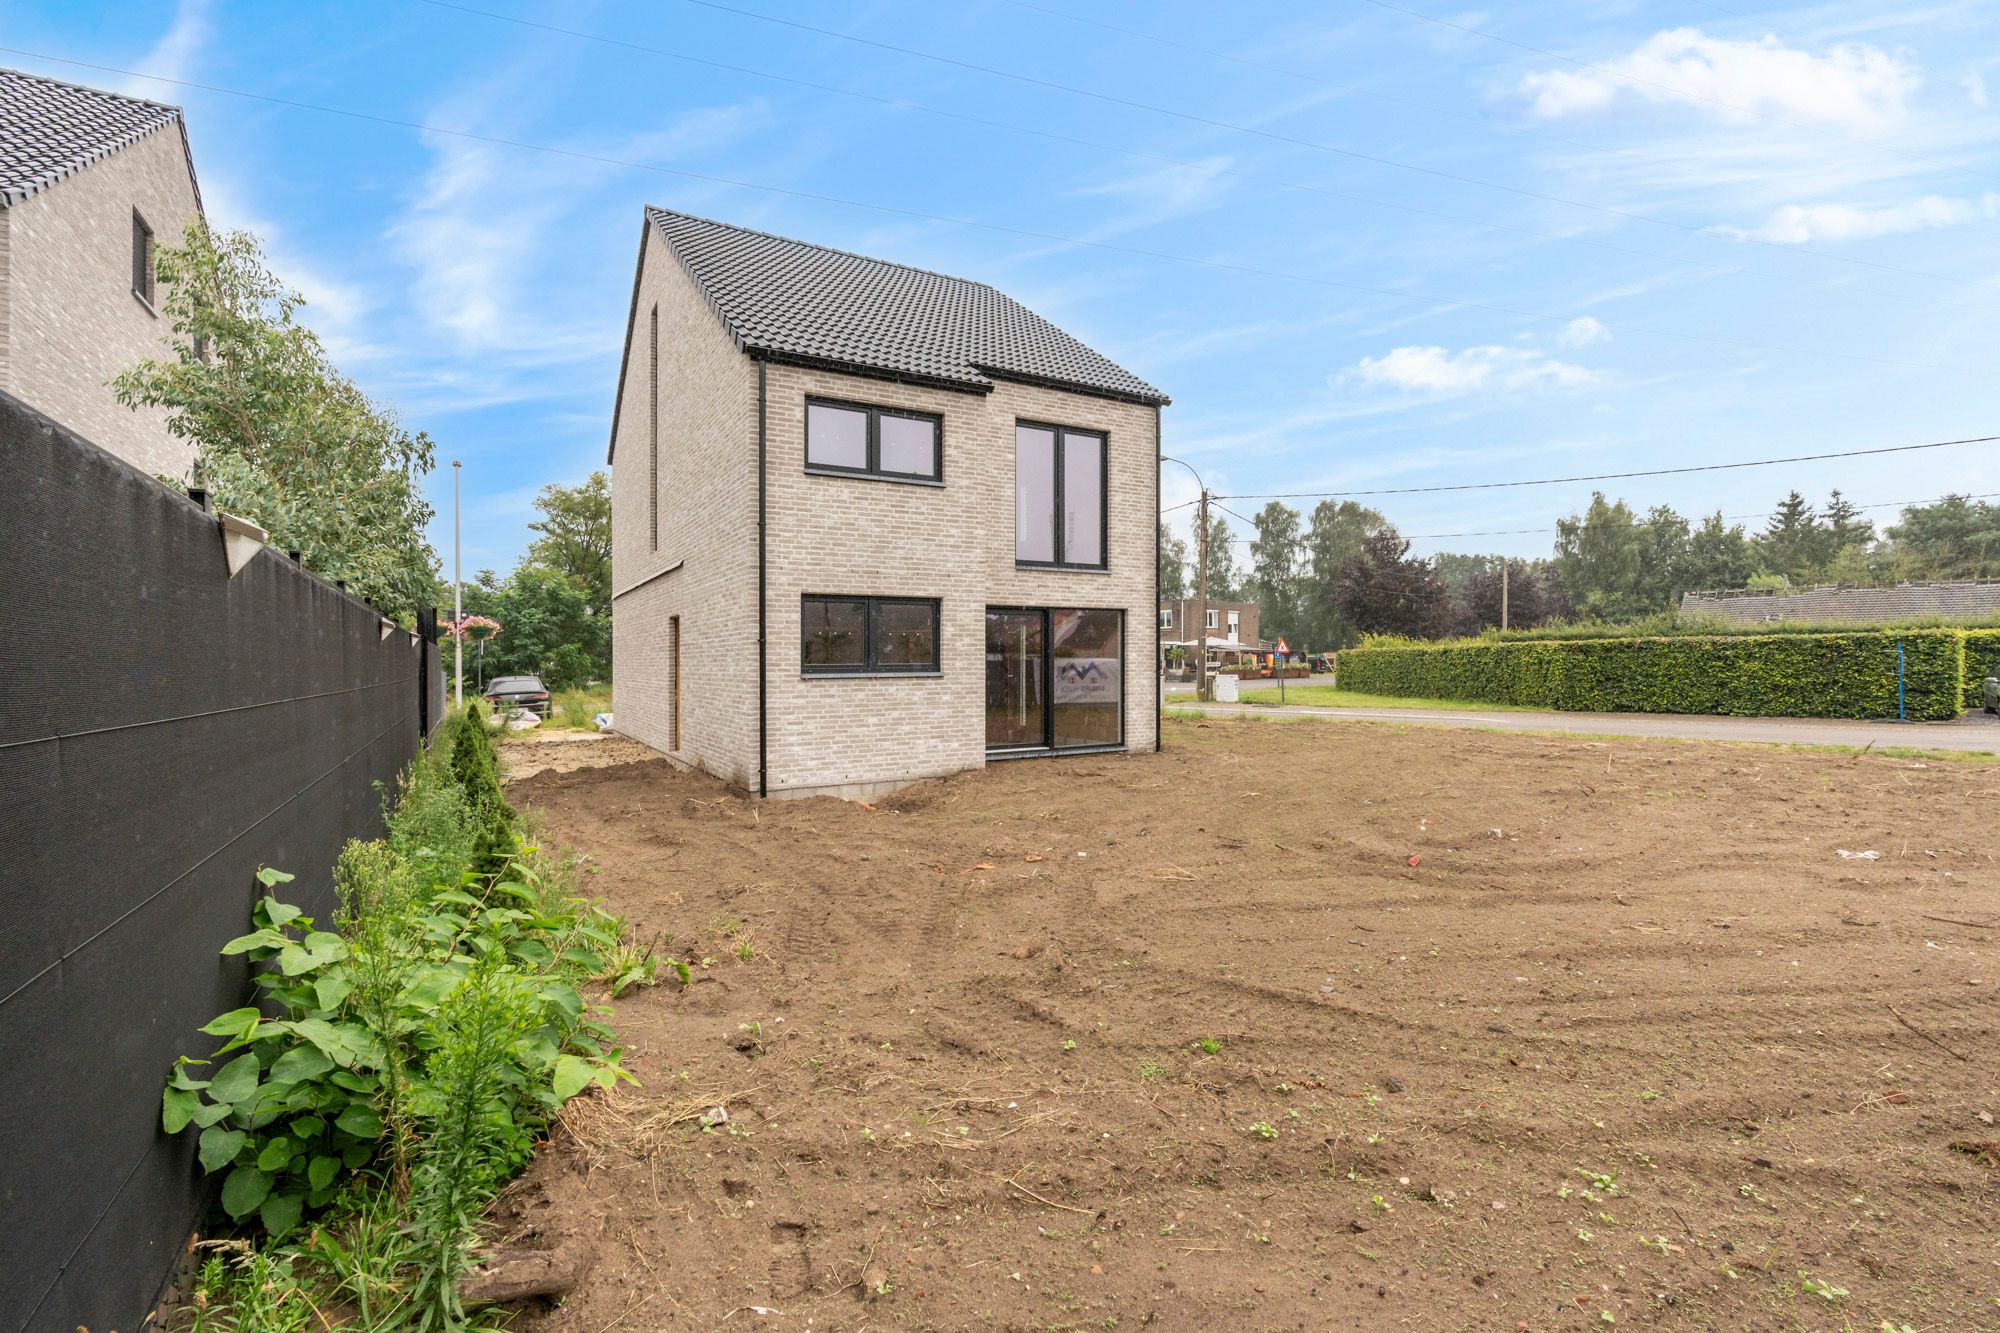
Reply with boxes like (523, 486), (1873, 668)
(487, 677), (543, 692)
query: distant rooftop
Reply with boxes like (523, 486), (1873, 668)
(0, 67), (187, 206)
(646, 206), (1168, 406)
(1682, 580), (2000, 626)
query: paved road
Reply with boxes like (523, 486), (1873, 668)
(1171, 699), (2000, 754)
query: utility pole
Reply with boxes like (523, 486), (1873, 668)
(1194, 488), (1210, 701)
(1500, 558), (1510, 632)
(452, 459), (463, 707)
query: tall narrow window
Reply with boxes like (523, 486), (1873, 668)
(131, 210), (155, 308)
(1015, 422), (1106, 569)
(648, 304), (659, 551)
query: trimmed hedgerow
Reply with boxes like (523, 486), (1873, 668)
(1336, 629), (1968, 721)
(1966, 629), (2000, 709)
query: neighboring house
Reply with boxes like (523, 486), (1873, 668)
(1682, 581), (2000, 626)
(1159, 598), (1261, 648)
(0, 68), (203, 479)
(608, 207), (1168, 799)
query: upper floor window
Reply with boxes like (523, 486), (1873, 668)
(805, 398), (941, 482)
(1159, 609), (1173, 629)
(131, 209), (155, 309)
(1227, 611), (1240, 636)
(1205, 609), (1219, 630)
(802, 595), (941, 675)
(1015, 422), (1106, 569)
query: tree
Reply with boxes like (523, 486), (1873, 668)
(459, 566), (608, 691)
(1882, 494), (2000, 580)
(1158, 523), (1189, 600)
(1334, 528), (1451, 638)
(1197, 511), (1243, 603)
(1248, 501), (1304, 642)
(1301, 499), (1387, 649)
(1553, 494), (1649, 622)
(1681, 512), (1756, 595)
(1635, 505), (1692, 610)
(1757, 491), (1822, 583)
(1453, 557), (1551, 635)
(113, 223), (438, 617)
(524, 472), (610, 614)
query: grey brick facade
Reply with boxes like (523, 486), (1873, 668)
(0, 75), (201, 479)
(609, 211), (1165, 799)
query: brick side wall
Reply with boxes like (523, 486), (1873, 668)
(609, 225), (759, 786)
(762, 366), (1160, 797)
(1, 128), (200, 480)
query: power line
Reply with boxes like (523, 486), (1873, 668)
(413, 0), (1999, 318)
(7, 44), (1979, 378)
(676, 0), (2000, 295)
(1214, 433), (2000, 501)
(1352, 0), (2000, 192)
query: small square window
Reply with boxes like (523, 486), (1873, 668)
(1159, 609), (1173, 629)
(1205, 609), (1219, 630)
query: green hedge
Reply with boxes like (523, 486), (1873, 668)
(1967, 629), (2000, 709)
(1336, 629), (1971, 721)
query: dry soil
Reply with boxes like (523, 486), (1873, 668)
(495, 717), (2000, 1332)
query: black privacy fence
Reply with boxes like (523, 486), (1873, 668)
(0, 391), (443, 1332)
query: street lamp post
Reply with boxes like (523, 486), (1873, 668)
(452, 460), (463, 708)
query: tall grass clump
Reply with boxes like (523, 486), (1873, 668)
(165, 706), (651, 1329)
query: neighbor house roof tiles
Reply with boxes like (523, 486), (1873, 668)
(646, 206), (1168, 406)
(0, 67), (188, 205)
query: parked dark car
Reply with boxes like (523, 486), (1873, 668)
(484, 674), (552, 717)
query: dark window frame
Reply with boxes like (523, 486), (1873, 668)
(801, 594), (942, 676)
(131, 209), (156, 309)
(804, 396), (944, 485)
(1014, 420), (1109, 571)
(984, 604), (1126, 756)
(648, 303), (659, 551)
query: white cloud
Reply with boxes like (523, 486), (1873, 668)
(1518, 28), (1920, 129)
(117, 0), (213, 94)
(1965, 72), (1989, 107)
(1348, 344), (1596, 394)
(1714, 192), (2000, 243)
(1555, 316), (1611, 348)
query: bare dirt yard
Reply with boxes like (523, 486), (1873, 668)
(495, 718), (1999, 1332)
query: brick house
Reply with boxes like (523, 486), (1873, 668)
(1158, 598), (1261, 649)
(0, 68), (203, 479)
(608, 208), (1169, 799)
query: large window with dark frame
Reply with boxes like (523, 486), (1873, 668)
(1015, 423), (1106, 569)
(805, 398), (942, 482)
(985, 607), (1123, 753)
(802, 595), (941, 675)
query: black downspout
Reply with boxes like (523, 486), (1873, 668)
(1154, 405), (1163, 752)
(757, 360), (769, 797)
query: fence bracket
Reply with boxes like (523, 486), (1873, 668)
(217, 512), (268, 577)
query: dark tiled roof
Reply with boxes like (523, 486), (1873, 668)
(1683, 582), (2000, 625)
(0, 67), (185, 205)
(647, 207), (1168, 406)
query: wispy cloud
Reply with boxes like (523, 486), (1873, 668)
(117, 0), (214, 95)
(1714, 191), (2000, 242)
(1518, 28), (1921, 129)
(1554, 315), (1611, 347)
(1347, 343), (1596, 394)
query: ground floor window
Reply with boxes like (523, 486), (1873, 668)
(802, 595), (940, 674)
(985, 607), (1123, 753)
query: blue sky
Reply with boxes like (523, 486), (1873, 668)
(7, 0), (2000, 575)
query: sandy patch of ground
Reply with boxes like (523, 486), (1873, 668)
(495, 717), (2000, 1331)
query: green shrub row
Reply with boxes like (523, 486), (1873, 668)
(1967, 629), (2000, 709)
(166, 702), (669, 1328)
(1337, 628), (1974, 721)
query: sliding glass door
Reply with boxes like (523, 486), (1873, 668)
(986, 607), (1123, 753)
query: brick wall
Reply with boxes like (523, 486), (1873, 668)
(761, 367), (1160, 797)
(608, 223), (759, 786)
(1, 126), (200, 480)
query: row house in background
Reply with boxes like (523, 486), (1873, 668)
(0, 68), (203, 479)
(607, 207), (1168, 799)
